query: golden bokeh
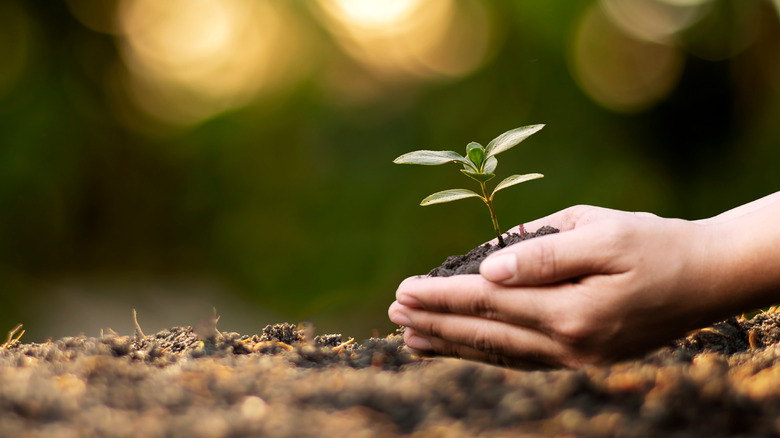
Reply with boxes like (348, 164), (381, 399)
(60, 0), (777, 124)
(313, 0), (495, 85)
(65, 0), (501, 128)
(321, 0), (422, 32)
(114, 0), (314, 128)
(569, 3), (685, 113)
(600, 0), (711, 45)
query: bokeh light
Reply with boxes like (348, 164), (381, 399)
(322, 0), (421, 30)
(600, 0), (711, 45)
(680, 0), (764, 61)
(114, 0), (315, 128)
(570, 2), (685, 113)
(569, 0), (780, 114)
(313, 0), (496, 89)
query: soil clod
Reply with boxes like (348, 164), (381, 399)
(428, 226), (559, 277)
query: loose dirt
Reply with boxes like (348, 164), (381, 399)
(3, 314), (780, 436)
(3, 228), (780, 436)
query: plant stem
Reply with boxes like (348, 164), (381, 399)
(480, 182), (504, 247)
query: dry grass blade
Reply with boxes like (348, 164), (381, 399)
(687, 327), (733, 338)
(133, 309), (146, 339)
(333, 338), (355, 353)
(2, 324), (24, 349)
(213, 308), (223, 339)
(251, 341), (294, 353)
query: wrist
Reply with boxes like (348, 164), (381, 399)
(702, 214), (780, 316)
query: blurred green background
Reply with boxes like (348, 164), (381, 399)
(1, 0), (778, 341)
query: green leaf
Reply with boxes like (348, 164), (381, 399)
(466, 142), (484, 169)
(393, 150), (468, 166)
(483, 156), (498, 174)
(490, 173), (544, 197)
(420, 189), (483, 206)
(484, 124), (545, 159)
(460, 169), (495, 183)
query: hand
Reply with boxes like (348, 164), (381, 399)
(389, 205), (741, 368)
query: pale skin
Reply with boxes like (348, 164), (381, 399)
(388, 191), (780, 369)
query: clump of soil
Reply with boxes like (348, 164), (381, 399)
(429, 226), (559, 277)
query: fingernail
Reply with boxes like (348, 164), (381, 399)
(406, 335), (432, 350)
(480, 253), (517, 282)
(389, 310), (413, 327)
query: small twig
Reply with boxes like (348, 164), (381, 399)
(251, 341), (294, 353)
(276, 342), (294, 351)
(2, 324), (24, 349)
(132, 309), (146, 339)
(333, 338), (355, 353)
(213, 307), (223, 339)
(687, 327), (732, 338)
(12, 329), (25, 346)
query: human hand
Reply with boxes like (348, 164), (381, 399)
(389, 205), (738, 368)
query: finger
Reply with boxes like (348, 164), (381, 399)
(480, 223), (622, 285)
(398, 309), (567, 367)
(404, 328), (553, 369)
(522, 205), (615, 233)
(394, 276), (554, 329)
(487, 205), (613, 246)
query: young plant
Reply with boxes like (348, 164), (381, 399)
(393, 124), (545, 247)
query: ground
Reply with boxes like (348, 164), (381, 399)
(2, 312), (780, 436)
(3, 230), (780, 437)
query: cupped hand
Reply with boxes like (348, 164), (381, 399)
(389, 205), (735, 368)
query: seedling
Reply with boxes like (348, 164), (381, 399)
(393, 124), (545, 247)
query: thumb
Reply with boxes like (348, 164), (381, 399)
(479, 225), (613, 285)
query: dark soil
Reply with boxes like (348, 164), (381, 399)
(428, 226), (559, 277)
(4, 229), (780, 437)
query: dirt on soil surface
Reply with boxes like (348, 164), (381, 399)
(3, 315), (780, 437)
(4, 228), (780, 437)
(428, 226), (559, 277)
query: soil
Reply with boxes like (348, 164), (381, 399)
(428, 226), (559, 277)
(4, 230), (780, 436)
(4, 315), (780, 437)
